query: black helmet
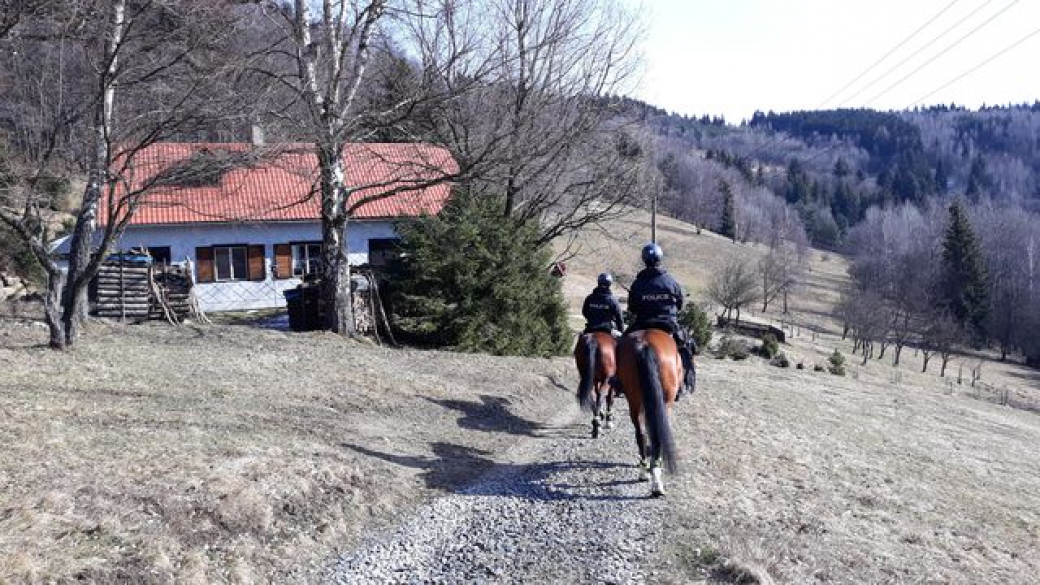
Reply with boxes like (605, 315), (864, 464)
(597, 272), (613, 288)
(641, 243), (663, 267)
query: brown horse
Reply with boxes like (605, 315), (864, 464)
(616, 328), (682, 497)
(574, 332), (618, 438)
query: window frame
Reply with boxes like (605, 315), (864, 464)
(290, 241), (324, 278)
(213, 244), (249, 282)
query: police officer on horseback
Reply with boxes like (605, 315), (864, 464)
(582, 273), (625, 336)
(626, 243), (696, 398)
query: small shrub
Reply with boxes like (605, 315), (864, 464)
(771, 352), (790, 368)
(796, 362), (805, 370)
(717, 335), (749, 360)
(757, 333), (780, 359)
(678, 303), (713, 351)
(813, 364), (825, 372)
(828, 349), (846, 376)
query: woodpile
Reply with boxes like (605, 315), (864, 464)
(91, 257), (205, 323)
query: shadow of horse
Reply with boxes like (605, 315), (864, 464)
(423, 395), (547, 437)
(342, 441), (645, 502)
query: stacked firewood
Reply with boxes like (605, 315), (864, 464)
(92, 258), (205, 323)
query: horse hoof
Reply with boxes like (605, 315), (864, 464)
(605, 420), (614, 430)
(591, 429), (599, 439)
(651, 489), (665, 498)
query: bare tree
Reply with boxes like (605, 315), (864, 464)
(428, 0), (645, 244)
(707, 259), (760, 324)
(0, 1), (256, 348)
(922, 311), (961, 377)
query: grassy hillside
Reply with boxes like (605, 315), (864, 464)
(1, 210), (1039, 582)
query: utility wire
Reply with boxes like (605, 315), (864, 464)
(863, 0), (1020, 106)
(820, 0), (962, 108)
(910, 26), (1040, 105)
(835, 0), (995, 107)
(747, 0), (979, 164)
(798, 26), (1040, 168)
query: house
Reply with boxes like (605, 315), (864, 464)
(54, 142), (456, 312)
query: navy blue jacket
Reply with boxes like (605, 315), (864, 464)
(582, 286), (625, 332)
(628, 267), (684, 328)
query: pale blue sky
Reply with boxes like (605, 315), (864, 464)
(633, 0), (1040, 122)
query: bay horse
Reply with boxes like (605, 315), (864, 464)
(616, 328), (680, 497)
(574, 331), (618, 438)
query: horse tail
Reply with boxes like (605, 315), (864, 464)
(636, 342), (677, 473)
(577, 334), (598, 412)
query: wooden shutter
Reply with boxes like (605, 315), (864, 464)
(195, 247), (214, 283)
(274, 244), (292, 280)
(247, 245), (266, 281)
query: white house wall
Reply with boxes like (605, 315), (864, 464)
(101, 221), (398, 312)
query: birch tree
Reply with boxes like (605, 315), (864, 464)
(0, 1), (254, 348)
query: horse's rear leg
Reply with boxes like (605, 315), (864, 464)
(604, 381), (615, 430)
(630, 412), (650, 481)
(591, 383), (604, 438)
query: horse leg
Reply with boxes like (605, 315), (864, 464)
(604, 381), (615, 430)
(649, 440), (665, 497)
(631, 412), (650, 481)
(591, 383), (603, 438)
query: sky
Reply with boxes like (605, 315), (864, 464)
(632, 0), (1040, 123)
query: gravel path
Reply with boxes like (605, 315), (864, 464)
(331, 403), (679, 584)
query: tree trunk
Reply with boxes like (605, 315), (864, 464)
(56, 0), (125, 348)
(861, 342), (869, 365)
(940, 356), (950, 378)
(44, 269), (67, 349)
(922, 353), (931, 373)
(877, 342), (888, 360)
(318, 147), (356, 337)
(894, 343), (903, 366)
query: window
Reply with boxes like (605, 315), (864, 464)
(368, 238), (401, 267)
(292, 242), (323, 277)
(214, 246), (248, 281)
(147, 246), (172, 266)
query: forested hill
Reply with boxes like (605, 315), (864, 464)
(616, 97), (1040, 248)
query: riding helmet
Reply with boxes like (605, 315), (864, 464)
(597, 272), (613, 288)
(641, 243), (663, 267)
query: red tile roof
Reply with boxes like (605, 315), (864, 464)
(103, 142), (457, 226)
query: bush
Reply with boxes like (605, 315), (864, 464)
(796, 362), (805, 370)
(386, 190), (570, 357)
(827, 349), (846, 376)
(771, 352), (790, 368)
(757, 333), (780, 359)
(678, 303), (713, 351)
(717, 335), (749, 360)
(813, 364), (826, 372)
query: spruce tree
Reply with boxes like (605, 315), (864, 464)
(719, 179), (737, 240)
(940, 201), (988, 341)
(386, 189), (571, 357)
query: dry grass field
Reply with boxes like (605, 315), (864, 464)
(0, 319), (574, 583)
(1, 209), (1039, 583)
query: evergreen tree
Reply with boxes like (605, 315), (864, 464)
(940, 201), (989, 341)
(965, 155), (988, 201)
(719, 179), (737, 240)
(387, 189), (571, 357)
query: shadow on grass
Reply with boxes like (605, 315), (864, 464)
(424, 395), (546, 437)
(343, 441), (646, 501)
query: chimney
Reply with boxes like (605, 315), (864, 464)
(250, 125), (265, 146)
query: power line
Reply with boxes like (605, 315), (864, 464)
(910, 26), (1040, 105)
(819, 0), (962, 108)
(837, 0), (996, 107)
(798, 27), (1040, 168)
(863, 0), (1021, 106)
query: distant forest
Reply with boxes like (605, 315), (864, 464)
(619, 98), (1040, 249)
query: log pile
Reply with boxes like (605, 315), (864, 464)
(93, 260), (152, 320)
(91, 258), (204, 323)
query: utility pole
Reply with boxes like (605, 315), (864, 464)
(650, 174), (658, 244)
